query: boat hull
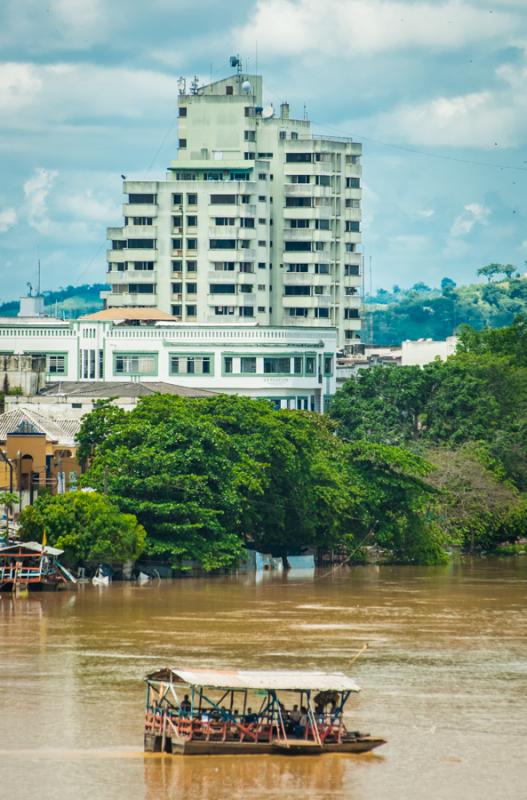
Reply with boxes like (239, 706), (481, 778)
(144, 734), (385, 756)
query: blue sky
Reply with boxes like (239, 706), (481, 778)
(0, 0), (526, 300)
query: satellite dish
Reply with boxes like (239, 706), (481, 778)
(262, 104), (275, 119)
(242, 80), (252, 94)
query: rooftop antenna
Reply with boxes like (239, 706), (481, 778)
(27, 281), (33, 297)
(303, 103), (308, 121)
(177, 76), (186, 96)
(37, 258), (41, 296)
(190, 75), (199, 95)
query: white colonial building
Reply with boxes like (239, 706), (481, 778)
(0, 307), (337, 412)
(104, 61), (362, 350)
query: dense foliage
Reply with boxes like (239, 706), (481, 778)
(76, 395), (444, 569)
(331, 317), (527, 551)
(363, 271), (527, 345)
(19, 491), (146, 566)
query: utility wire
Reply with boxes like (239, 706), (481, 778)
(312, 121), (527, 174)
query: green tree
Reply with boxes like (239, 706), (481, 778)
(76, 399), (127, 467)
(18, 491), (146, 566)
(0, 491), (18, 537)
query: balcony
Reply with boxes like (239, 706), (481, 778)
(110, 269), (156, 283)
(107, 250), (126, 264)
(283, 294), (331, 309)
(283, 272), (332, 287)
(106, 293), (158, 307)
(207, 293), (256, 305)
(284, 184), (334, 198)
(123, 203), (157, 217)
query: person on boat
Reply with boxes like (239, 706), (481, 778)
(179, 694), (191, 715)
(242, 707), (257, 725)
(294, 707), (309, 738)
(290, 704), (302, 724)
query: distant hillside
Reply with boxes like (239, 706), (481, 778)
(0, 284), (108, 319)
(364, 274), (527, 345)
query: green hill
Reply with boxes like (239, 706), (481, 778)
(364, 273), (527, 345)
(0, 284), (107, 319)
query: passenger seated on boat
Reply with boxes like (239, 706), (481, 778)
(314, 690), (338, 715)
(242, 707), (258, 725)
(290, 704), (302, 724)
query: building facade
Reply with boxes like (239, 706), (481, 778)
(0, 310), (337, 412)
(104, 66), (362, 349)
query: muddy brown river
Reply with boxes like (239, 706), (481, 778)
(1, 558), (526, 799)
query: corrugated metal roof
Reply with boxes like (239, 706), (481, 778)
(0, 541), (64, 556)
(40, 381), (216, 398)
(0, 408), (80, 446)
(147, 667), (360, 692)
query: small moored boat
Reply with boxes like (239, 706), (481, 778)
(144, 666), (385, 756)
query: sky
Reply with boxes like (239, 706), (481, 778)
(0, 0), (526, 300)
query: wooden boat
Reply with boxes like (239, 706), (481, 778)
(0, 541), (76, 592)
(144, 667), (386, 756)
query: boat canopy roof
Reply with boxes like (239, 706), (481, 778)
(146, 667), (360, 693)
(0, 541), (64, 556)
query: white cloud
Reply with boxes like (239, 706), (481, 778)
(450, 202), (490, 237)
(419, 209), (436, 219)
(235, 0), (518, 57)
(0, 62), (181, 130)
(0, 208), (17, 233)
(57, 189), (121, 223)
(0, 0), (109, 53)
(23, 168), (58, 233)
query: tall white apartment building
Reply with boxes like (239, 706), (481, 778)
(104, 64), (362, 349)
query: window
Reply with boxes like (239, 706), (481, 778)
(324, 355), (333, 375)
(291, 132), (298, 140)
(258, 152), (273, 158)
(171, 304), (182, 316)
(244, 152), (255, 160)
(346, 221), (360, 232)
(112, 240), (126, 250)
(288, 307), (309, 317)
(210, 194), (236, 204)
(314, 308), (330, 318)
(258, 306), (266, 312)
(264, 357), (291, 374)
(315, 219), (331, 230)
(187, 215), (198, 226)
(172, 282), (182, 293)
(258, 195), (266, 201)
(131, 216), (153, 225)
(258, 262), (266, 269)
(178, 106), (187, 117)
(172, 238), (182, 249)
(224, 356), (233, 373)
(244, 106), (255, 117)
(293, 356), (302, 374)
(215, 217), (235, 226)
(128, 283), (155, 293)
(258, 173), (267, 180)
(285, 286), (310, 296)
(258, 218), (266, 224)
(226, 85), (233, 95)
(287, 263), (308, 273)
(239, 306), (254, 317)
(346, 199), (360, 208)
(215, 306), (235, 315)
(187, 193), (198, 205)
(172, 260), (182, 272)
(279, 131), (286, 141)
(172, 215), (182, 227)
(173, 193), (182, 205)
(186, 282), (197, 294)
(240, 356), (256, 374)
(210, 283), (236, 294)
(315, 175), (331, 187)
(289, 174), (310, 184)
(345, 243), (356, 253)
(257, 240), (266, 247)
(257, 284), (265, 290)
(47, 354), (66, 375)
(133, 261), (154, 270)
(290, 219), (310, 228)
(345, 286), (358, 295)
(305, 356), (315, 374)
(241, 195), (250, 203)
(240, 217), (255, 228)
(170, 355), (212, 375)
(114, 353), (157, 376)
(286, 153), (312, 162)
(128, 194), (156, 204)
(314, 242), (325, 251)
(286, 197), (313, 207)
(244, 130), (256, 141)
(187, 238), (197, 250)
(315, 263), (330, 274)
(239, 284), (253, 293)
(186, 305), (197, 316)
(213, 261), (235, 271)
(179, 138), (187, 148)
(186, 260), (197, 272)
(210, 239), (236, 249)
(239, 262), (254, 273)
(285, 242), (312, 252)
(344, 308), (360, 319)
(346, 177), (360, 188)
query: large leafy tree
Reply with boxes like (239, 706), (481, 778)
(19, 491), (146, 566)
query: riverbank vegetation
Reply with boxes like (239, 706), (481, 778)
(330, 316), (527, 553)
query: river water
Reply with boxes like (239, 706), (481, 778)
(0, 558), (526, 800)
